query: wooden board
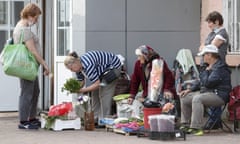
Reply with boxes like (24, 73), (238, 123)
(113, 128), (137, 136)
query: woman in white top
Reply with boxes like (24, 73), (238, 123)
(13, 3), (50, 129)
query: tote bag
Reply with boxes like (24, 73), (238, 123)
(1, 30), (39, 81)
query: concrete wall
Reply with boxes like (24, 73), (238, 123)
(85, 0), (201, 74)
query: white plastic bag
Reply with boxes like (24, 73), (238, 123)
(148, 59), (164, 102)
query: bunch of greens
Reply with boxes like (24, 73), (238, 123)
(61, 78), (84, 94)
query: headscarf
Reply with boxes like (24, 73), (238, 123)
(135, 45), (159, 62)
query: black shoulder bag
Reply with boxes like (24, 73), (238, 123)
(100, 68), (121, 84)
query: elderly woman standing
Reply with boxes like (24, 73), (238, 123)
(14, 3), (50, 129)
(64, 51), (122, 125)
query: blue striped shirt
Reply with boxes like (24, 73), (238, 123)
(80, 51), (121, 82)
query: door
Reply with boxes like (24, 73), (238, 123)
(53, 0), (86, 105)
(54, 0), (74, 104)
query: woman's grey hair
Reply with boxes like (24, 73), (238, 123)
(64, 51), (79, 67)
(64, 56), (76, 67)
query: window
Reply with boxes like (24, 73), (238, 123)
(0, 1), (7, 25)
(56, 0), (71, 56)
(0, 0), (26, 52)
(225, 0), (240, 54)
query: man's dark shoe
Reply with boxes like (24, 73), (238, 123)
(30, 119), (41, 127)
(18, 121), (39, 129)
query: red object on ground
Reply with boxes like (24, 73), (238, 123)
(143, 107), (162, 129)
(48, 102), (73, 116)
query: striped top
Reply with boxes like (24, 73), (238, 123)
(80, 50), (121, 82)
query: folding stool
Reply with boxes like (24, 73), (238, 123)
(204, 104), (232, 133)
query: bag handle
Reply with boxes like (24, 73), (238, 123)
(19, 29), (24, 44)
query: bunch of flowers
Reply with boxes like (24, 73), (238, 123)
(42, 102), (73, 129)
(77, 94), (91, 112)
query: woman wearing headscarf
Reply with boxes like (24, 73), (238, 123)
(127, 45), (176, 105)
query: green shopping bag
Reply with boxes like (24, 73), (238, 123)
(1, 30), (39, 81)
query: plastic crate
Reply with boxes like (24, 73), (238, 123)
(40, 116), (81, 131)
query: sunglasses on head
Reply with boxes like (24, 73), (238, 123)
(69, 51), (79, 58)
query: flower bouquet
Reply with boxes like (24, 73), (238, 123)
(77, 94), (91, 112)
(61, 78), (84, 94)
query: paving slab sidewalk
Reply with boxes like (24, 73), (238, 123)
(0, 112), (239, 144)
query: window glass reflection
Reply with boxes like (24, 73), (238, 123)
(0, 31), (7, 52)
(57, 28), (70, 55)
(57, 0), (70, 27)
(57, 0), (71, 56)
(0, 1), (7, 24)
(11, 1), (24, 27)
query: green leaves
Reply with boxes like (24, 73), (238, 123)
(61, 78), (83, 94)
(42, 114), (68, 130)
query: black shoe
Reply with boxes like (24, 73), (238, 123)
(18, 121), (39, 129)
(30, 119), (41, 127)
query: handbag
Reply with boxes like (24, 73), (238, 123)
(1, 30), (39, 81)
(100, 68), (121, 84)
